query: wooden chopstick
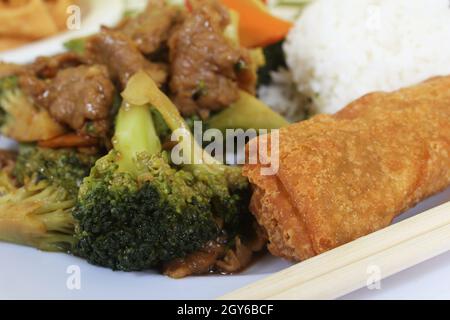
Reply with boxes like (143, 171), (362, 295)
(220, 201), (450, 300)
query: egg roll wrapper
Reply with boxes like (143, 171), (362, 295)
(244, 76), (450, 260)
(247, 164), (315, 260)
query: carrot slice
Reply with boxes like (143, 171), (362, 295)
(220, 0), (293, 48)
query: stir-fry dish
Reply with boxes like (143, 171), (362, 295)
(0, 0), (449, 281)
(0, 0), (290, 278)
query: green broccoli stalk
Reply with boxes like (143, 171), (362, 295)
(113, 104), (162, 174)
(63, 37), (87, 55)
(122, 71), (251, 229)
(0, 146), (97, 252)
(206, 91), (289, 132)
(73, 71), (252, 271)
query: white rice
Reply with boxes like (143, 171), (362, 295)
(283, 0), (450, 115)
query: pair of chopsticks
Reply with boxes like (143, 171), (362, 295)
(220, 201), (450, 300)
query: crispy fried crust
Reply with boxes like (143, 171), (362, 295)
(244, 76), (450, 261)
(246, 164), (315, 260)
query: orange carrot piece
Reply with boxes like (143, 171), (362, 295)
(220, 0), (293, 48)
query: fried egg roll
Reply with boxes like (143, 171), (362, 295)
(244, 76), (450, 261)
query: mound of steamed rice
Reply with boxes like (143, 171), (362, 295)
(283, 0), (450, 115)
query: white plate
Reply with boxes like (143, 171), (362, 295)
(0, 1), (449, 300)
(0, 0), (124, 64)
(0, 188), (448, 300)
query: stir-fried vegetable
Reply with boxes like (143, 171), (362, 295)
(207, 91), (289, 131)
(220, 0), (293, 48)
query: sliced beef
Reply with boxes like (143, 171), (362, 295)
(116, 0), (184, 56)
(168, 0), (256, 118)
(28, 52), (83, 79)
(0, 150), (16, 170)
(20, 65), (115, 138)
(86, 29), (168, 89)
(18, 73), (48, 102)
(163, 241), (226, 279)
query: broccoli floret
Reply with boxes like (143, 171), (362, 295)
(0, 76), (66, 142)
(0, 170), (15, 196)
(0, 146), (96, 252)
(13, 145), (97, 195)
(0, 180), (76, 251)
(0, 76), (18, 124)
(63, 38), (87, 55)
(74, 151), (219, 270)
(73, 71), (252, 271)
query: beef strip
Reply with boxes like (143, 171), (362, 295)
(20, 65), (115, 138)
(28, 52), (84, 79)
(116, 0), (184, 56)
(168, 0), (255, 118)
(0, 150), (16, 170)
(17, 52), (87, 107)
(164, 223), (267, 278)
(163, 241), (226, 279)
(18, 73), (48, 101)
(86, 29), (168, 89)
